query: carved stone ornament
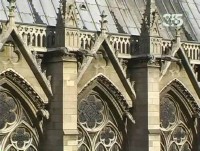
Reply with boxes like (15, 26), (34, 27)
(79, 75), (130, 111)
(131, 54), (161, 67)
(60, 0), (78, 27)
(99, 11), (108, 34)
(165, 79), (200, 118)
(0, 42), (20, 64)
(0, 69), (46, 109)
(6, 0), (16, 26)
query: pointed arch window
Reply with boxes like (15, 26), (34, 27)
(0, 88), (39, 151)
(160, 95), (195, 151)
(78, 91), (124, 151)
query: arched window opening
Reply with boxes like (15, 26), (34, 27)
(0, 87), (40, 151)
(78, 91), (124, 151)
(160, 94), (196, 151)
(27, 33), (31, 46)
(42, 35), (46, 47)
(37, 35), (41, 47)
(51, 34), (55, 46)
(32, 34), (36, 46)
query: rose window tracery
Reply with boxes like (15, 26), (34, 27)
(160, 94), (195, 151)
(78, 92), (123, 151)
(172, 127), (187, 144)
(0, 92), (17, 130)
(181, 142), (191, 151)
(111, 144), (121, 151)
(79, 95), (104, 129)
(0, 88), (39, 151)
(160, 97), (177, 129)
(169, 143), (179, 151)
(26, 146), (37, 151)
(100, 127), (115, 146)
(11, 128), (31, 149)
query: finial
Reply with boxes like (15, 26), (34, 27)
(7, 0), (16, 26)
(140, 0), (160, 37)
(59, 0), (78, 27)
(99, 11), (108, 34)
(175, 27), (181, 47)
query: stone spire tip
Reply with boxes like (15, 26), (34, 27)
(7, 0), (16, 25)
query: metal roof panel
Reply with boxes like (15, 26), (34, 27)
(84, 0), (96, 5)
(87, 4), (101, 24)
(96, 0), (107, 6)
(84, 22), (97, 30)
(128, 27), (140, 35)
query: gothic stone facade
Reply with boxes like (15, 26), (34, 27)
(0, 0), (200, 151)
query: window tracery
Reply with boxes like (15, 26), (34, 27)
(79, 95), (104, 130)
(160, 95), (195, 151)
(0, 92), (18, 131)
(0, 88), (39, 151)
(78, 92), (123, 151)
(160, 97), (177, 129)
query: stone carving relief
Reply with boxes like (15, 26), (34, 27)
(93, 51), (109, 75)
(0, 70), (45, 109)
(0, 42), (20, 64)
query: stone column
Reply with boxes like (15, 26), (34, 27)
(43, 50), (78, 151)
(62, 53), (78, 151)
(129, 59), (160, 151)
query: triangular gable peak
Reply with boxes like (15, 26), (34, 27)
(160, 40), (200, 100)
(0, 29), (53, 101)
(77, 33), (136, 102)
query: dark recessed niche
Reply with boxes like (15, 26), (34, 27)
(80, 3), (87, 10)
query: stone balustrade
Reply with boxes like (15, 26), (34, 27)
(1, 23), (199, 62)
(182, 42), (200, 61)
(79, 31), (96, 50)
(161, 40), (200, 62)
(109, 34), (133, 54)
(162, 39), (172, 55)
(17, 24), (56, 50)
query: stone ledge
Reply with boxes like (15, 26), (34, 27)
(63, 129), (79, 135)
(148, 129), (160, 134)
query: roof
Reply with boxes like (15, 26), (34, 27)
(0, 0), (200, 42)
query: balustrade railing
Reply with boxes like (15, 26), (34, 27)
(0, 23), (198, 62)
(109, 34), (139, 55)
(161, 40), (172, 55)
(182, 42), (200, 61)
(17, 25), (56, 50)
(79, 31), (96, 50)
